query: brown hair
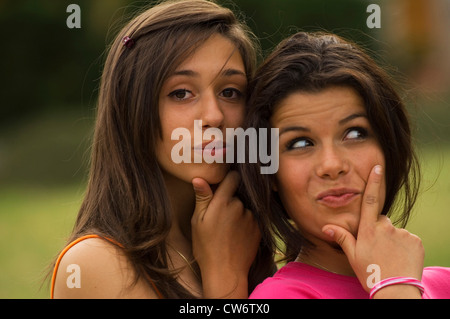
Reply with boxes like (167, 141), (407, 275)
(52, 0), (273, 298)
(240, 32), (421, 262)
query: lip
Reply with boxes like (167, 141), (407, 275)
(316, 188), (361, 208)
(193, 140), (228, 157)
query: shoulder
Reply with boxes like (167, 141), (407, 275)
(422, 266), (450, 299)
(52, 237), (159, 299)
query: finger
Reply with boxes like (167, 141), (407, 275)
(213, 170), (240, 201)
(192, 177), (214, 220)
(246, 209), (262, 240)
(378, 215), (392, 225)
(360, 165), (383, 226)
(322, 225), (356, 262)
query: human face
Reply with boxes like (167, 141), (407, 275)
(271, 86), (386, 245)
(157, 34), (247, 185)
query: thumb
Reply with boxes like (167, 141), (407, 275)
(322, 225), (356, 262)
(192, 177), (213, 220)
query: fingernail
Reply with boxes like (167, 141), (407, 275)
(192, 182), (202, 192)
(323, 229), (335, 238)
(374, 165), (382, 175)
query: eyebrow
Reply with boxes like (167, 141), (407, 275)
(338, 113), (367, 125)
(170, 68), (246, 78)
(221, 68), (247, 78)
(279, 126), (310, 136)
(278, 113), (367, 136)
(172, 69), (199, 77)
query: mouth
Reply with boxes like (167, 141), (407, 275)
(316, 188), (361, 208)
(193, 140), (228, 157)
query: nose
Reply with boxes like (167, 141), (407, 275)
(315, 145), (349, 180)
(200, 91), (224, 129)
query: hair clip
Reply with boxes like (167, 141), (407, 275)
(122, 36), (135, 49)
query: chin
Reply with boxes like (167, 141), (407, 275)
(191, 163), (230, 185)
(334, 211), (361, 236)
(202, 170), (229, 185)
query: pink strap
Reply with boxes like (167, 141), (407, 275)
(369, 277), (425, 298)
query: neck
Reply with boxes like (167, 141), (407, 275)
(296, 239), (355, 277)
(163, 172), (196, 245)
(162, 172), (202, 296)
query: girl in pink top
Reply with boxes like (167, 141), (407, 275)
(241, 32), (450, 299)
(250, 262), (450, 299)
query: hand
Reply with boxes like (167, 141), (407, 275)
(322, 165), (424, 297)
(191, 170), (261, 298)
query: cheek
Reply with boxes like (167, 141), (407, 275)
(274, 157), (310, 207)
(354, 146), (386, 202)
(156, 110), (191, 170)
(223, 105), (245, 128)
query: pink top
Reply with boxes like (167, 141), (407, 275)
(249, 262), (450, 299)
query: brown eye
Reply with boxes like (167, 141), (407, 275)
(220, 88), (242, 99)
(169, 89), (193, 101)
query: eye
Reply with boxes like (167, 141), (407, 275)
(344, 127), (368, 141)
(287, 137), (314, 150)
(168, 89), (193, 101)
(219, 88), (243, 100)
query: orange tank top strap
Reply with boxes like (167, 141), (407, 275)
(50, 234), (163, 299)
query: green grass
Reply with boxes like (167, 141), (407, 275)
(0, 148), (449, 298)
(406, 146), (450, 267)
(0, 185), (82, 298)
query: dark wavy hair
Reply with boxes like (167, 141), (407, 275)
(240, 32), (421, 262)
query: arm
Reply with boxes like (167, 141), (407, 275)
(191, 171), (261, 298)
(322, 165), (424, 299)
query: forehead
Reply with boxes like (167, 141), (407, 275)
(174, 34), (245, 73)
(270, 86), (366, 127)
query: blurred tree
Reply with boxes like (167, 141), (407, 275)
(227, 0), (377, 55)
(0, 0), (448, 186)
(0, 0), (380, 127)
(0, 0), (131, 127)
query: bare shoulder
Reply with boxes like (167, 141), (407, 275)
(53, 237), (159, 299)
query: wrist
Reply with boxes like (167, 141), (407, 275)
(372, 285), (422, 299)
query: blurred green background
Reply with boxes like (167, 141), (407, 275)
(0, 0), (449, 298)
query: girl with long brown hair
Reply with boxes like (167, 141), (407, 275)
(50, 0), (274, 299)
(241, 32), (450, 298)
